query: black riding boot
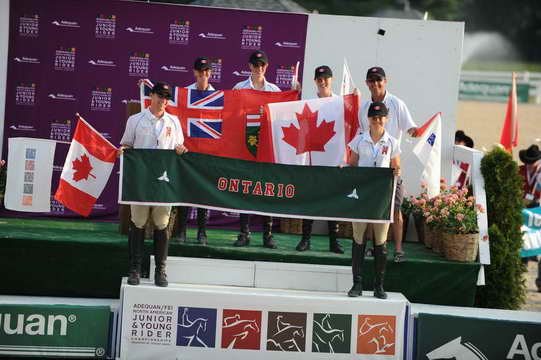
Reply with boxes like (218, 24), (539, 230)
(296, 219), (312, 251)
(196, 208), (209, 245)
(128, 226), (145, 285)
(175, 206), (189, 243)
(328, 221), (344, 254)
(262, 216), (277, 249)
(234, 214), (251, 246)
(153, 229), (169, 287)
(348, 242), (366, 297)
(374, 244), (388, 299)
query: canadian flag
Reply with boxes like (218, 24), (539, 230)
(54, 116), (117, 216)
(257, 94), (359, 165)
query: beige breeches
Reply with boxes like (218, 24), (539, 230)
(130, 205), (172, 230)
(352, 222), (390, 246)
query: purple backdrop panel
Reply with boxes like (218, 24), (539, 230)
(2, 0), (308, 222)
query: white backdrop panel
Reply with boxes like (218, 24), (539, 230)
(303, 14), (464, 195)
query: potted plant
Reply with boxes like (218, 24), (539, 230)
(436, 183), (485, 261)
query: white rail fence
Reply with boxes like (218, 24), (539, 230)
(460, 70), (541, 103)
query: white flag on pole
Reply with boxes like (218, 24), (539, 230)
(341, 58), (356, 96)
(412, 113), (442, 198)
(5, 137), (56, 212)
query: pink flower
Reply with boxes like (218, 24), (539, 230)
(440, 184), (447, 191)
(467, 196), (474, 202)
(466, 201), (473, 207)
(456, 213), (465, 221)
(434, 199), (442, 207)
(427, 215), (434, 223)
(424, 212), (430, 217)
(421, 183), (428, 189)
(441, 209), (450, 217)
(450, 185), (458, 191)
(440, 177), (446, 184)
(476, 204), (485, 213)
(419, 199), (426, 205)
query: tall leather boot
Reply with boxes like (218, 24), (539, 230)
(234, 214), (251, 247)
(196, 208), (209, 245)
(175, 206), (189, 243)
(328, 221), (344, 254)
(128, 226), (145, 285)
(374, 244), (388, 299)
(295, 219), (312, 251)
(153, 229), (169, 287)
(348, 242), (366, 297)
(262, 216), (277, 249)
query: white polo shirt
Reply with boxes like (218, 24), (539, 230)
(120, 108), (184, 150)
(318, 92), (339, 98)
(186, 82), (215, 90)
(359, 91), (416, 143)
(233, 76), (281, 92)
(348, 130), (401, 168)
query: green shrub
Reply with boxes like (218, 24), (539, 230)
(476, 147), (526, 309)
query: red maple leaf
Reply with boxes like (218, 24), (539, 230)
(282, 103), (336, 155)
(72, 154), (96, 181)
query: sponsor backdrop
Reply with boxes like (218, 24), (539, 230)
(415, 313), (541, 360)
(2, 0), (307, 218)
(0, 304), (110, 358)
(119, 282), (407, 359)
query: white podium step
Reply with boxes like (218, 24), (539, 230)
(150, 256), (353, 293)
(119, 281), (409, 359)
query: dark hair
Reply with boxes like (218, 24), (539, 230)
(455, 130), (474, 148)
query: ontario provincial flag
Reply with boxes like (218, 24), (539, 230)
(412, 112), (442, 197)
(257, 94), (359, 165)
(54, 116), (117, 216)
(140, 79), (298, 160)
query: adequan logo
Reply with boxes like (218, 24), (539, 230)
(0, 313), (76, 336)
(52, 20), (80, 28)
(14, 57), (40, 64)
(88, 59), (116, 67)
(48, 93), (76, 101)
(232, 70), (252, 77)
(198, 32), (226, 40)
(426, 337), (487, 360)
(161, 65), (188, 72)
(274, 41), (301, 48)
(126, 26), (153, 34)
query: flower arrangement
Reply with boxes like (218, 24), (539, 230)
(408, 179), (485, 235)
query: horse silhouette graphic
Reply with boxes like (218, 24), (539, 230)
(426, 337), (487, 360)
(313, 314), (345, 353)
(222, 313), (260, 349)
(267, 315), (306, 352)
(357, 316), (395, 355)
(177, 307), (210, 347)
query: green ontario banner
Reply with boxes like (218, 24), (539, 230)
(0, 304), (111, 358)
(119, 150), (395, 222)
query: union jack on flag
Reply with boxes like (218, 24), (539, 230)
(188, 118), (222, 139)
(187, 89), (224, 110)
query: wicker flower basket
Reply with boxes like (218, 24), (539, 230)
(442, 232), (479, 262)
(280, 218), (303, 234)
(413, 216), (426, 246)
(430, 229), (443, 254)
(337, 222), (353, 239)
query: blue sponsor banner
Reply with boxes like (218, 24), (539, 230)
(521, 207), (541, 257)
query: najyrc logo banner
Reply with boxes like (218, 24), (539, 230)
(416, 313), (541, 360)
(0, 304), (110, 358)
(119, 151), (395, 223)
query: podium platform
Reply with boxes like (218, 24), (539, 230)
(118, 280), (409, 359)
(150, 256), (355, 293)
